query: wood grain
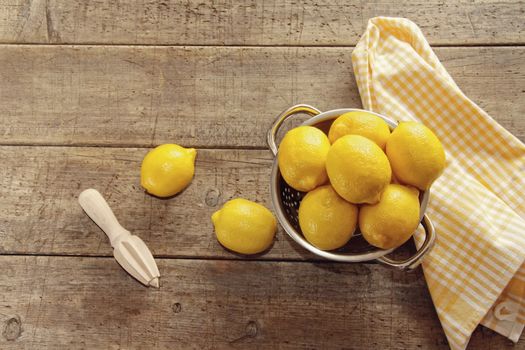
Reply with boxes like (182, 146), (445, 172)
(0, 145), (423, 259)
(0, 46), (523, 148)
(0, 1), (523, 349)
(0, 0), (523, 45)
(0, 256), (522, 349)
(0, 146), (300, 258)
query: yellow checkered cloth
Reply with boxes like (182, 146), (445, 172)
(352, 17), (525, 350)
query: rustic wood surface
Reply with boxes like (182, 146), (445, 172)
(0, 46), (523, 148)
(0, 256), (520, 350)
(0, 0), (524, 349)
(0, 0), (523, 45)
(0, 147), (298, 258)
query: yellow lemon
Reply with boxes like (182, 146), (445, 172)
(386, 121), (446, 190)
(359, 184), (420, 250)
(298, 185), (358, 251)
(326, 135), (391, 204)
(278, 126), (330, 192)
(328, 111), (391, 149)
(211, 199), (277, 255)
(141, 144), (196, 197)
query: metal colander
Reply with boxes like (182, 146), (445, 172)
(267, 104), (436, 270)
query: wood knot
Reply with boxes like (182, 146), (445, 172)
(128, 308), (141, 316)
(229, 321), (259, 344)
(172, 303), (182, 314)
(205, 188), (221, 207)
(245, 321), (258, 338)
(3, 315), (22, 341)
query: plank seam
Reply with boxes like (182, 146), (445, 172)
(0, 43), (523, 48)
(0, 143), (270, 150)
(0, 251), (381, 265)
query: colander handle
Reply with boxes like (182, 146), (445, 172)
(267, 104), (322, 156)
(377, 214), (436, 270)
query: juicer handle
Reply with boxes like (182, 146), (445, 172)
(267, 104), (322, 156)
(377, 214), (436, 270)
(78, 188), (130, 247)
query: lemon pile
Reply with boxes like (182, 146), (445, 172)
(140, 110), (445, 256)
(279, 111), (446, 250)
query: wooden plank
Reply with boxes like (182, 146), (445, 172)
(0, 256), (522, 349)
(0, 0), (523, 45)
(0, 146), (299, 258)
(0, 46), (523, 148)
(0, 145), (425, 259)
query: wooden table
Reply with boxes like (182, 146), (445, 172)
(0, 1), (523, 349)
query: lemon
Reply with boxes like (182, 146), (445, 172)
(326, 135), (391, 204)
(278, 126), (330, 192)
(141, 144), (196, 197)
(386, 121), (446, 190)
(298, 185), (358, 251)
(211, 199), (277, 255)
(328, 111), (391, 149)
(359, 184), (420, 249)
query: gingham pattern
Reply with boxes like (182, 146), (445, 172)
(352, 17), (525, 350)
